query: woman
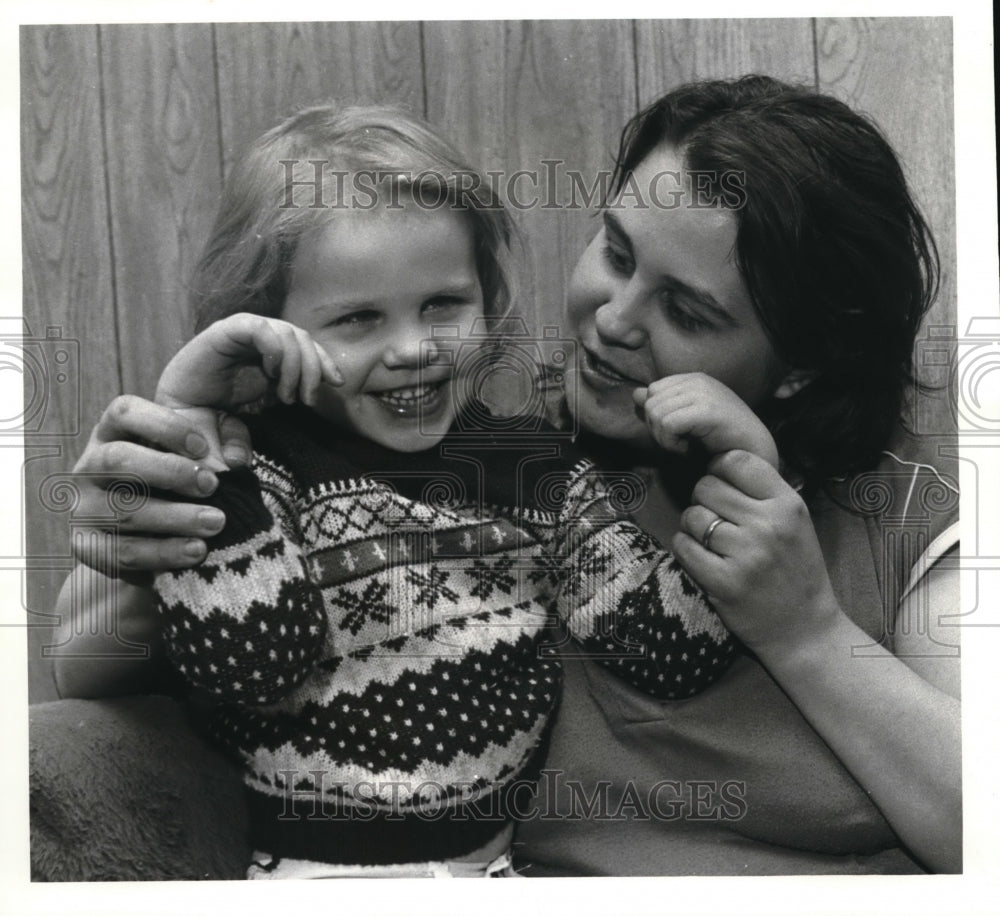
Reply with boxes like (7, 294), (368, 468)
(49, 76), (960, 875)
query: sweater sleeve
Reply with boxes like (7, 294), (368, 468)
(153, 466), (327, 705)
(550, 460), (736, 699)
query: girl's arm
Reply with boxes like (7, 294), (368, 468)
(550, 460), (736, 699)
(153, 466), (327, 705)
(54, 312), (339, 697)
(155, 312), (341, 413)
(674, 449), (961, 873)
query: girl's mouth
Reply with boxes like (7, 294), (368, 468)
(371, 381), (448, 416)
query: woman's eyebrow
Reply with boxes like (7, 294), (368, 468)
(602, 210), (634, 254)
(603, 210), (737, 326)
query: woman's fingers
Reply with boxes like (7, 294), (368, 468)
(679, 503), (737, 557)
(85, 494), (225, 537)
(73, 531), (209, 576)
(690, 473), (755, 523)
(78, 440), (219, 500)
(93, 395), (212, 460)
(671, 530), (730, 600)
(706, 449), (786, 500)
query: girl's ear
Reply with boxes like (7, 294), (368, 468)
(773, 368), (815, 399)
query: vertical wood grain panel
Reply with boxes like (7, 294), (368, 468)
(23, 19), (960, 703)
(21, 25), (117, 700)
(635, 18), (816, 104)
(424, 20), (635, 335)
(214, 21), (424, 179)
(816, 17), (955, 435)
(100, 23), (223, 397)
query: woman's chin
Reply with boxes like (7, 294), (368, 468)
(567, 379), (653, 449)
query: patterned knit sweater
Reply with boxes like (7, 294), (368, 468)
(153, 405), (734, 865)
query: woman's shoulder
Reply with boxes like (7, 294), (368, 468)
(813, 425), (959, 628)
(830, 426), (959, 534)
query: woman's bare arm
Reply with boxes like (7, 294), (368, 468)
(52, 567), (166, 699)
(675, 450), (962, 873)
(52, 396), (254, 697)
(750, 559), (961, 873)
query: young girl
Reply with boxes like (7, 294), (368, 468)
(151, 104), (778, 877)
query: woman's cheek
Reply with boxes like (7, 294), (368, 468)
(565, 240), (607, 326)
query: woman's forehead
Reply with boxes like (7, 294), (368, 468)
(610, 145), (751, 317)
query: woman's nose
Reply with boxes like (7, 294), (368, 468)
(594, 285), (647, 350)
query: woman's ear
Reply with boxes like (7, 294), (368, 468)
(773, 368), (815, 399)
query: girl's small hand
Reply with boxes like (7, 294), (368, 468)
(633, 373), (779, 469)
(156, 313), (343, 411)
(672, 449), (841, 658)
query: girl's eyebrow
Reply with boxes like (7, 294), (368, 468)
(309, 280), (482, 312)
(424, 281), (481, 298)
(602, 210), (738, 326)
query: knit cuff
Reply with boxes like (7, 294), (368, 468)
(200, 467), (275, 550)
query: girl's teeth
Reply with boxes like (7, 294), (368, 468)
(377, 384), (438, 405)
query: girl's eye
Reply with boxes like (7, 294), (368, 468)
(422, 296), (470, 314)
(661, 293), (710, 333)
(601, 242), (633, 275)
(333, 309), (379, 327)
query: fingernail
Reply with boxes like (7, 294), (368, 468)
(198, 508), (226, 534)
(222, 445), (249, 468)
(183, 539), (207, 560)
(185, 433), (208, 458)
(196, 469), (218, 495)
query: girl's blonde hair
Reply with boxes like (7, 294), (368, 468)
(190, 104), (517, 333)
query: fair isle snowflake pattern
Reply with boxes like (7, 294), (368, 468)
(153, 405), (735, 865)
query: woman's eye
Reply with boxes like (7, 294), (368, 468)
(662, 294), (710, 333)
(601, 243), (633, 275)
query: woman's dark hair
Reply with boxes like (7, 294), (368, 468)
(611, 75), (940, 485)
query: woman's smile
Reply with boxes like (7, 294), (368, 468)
(565, 143), (785, 448)
(577, 344), (649, 390)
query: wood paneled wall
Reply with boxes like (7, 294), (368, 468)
(20, 18), (955, 700)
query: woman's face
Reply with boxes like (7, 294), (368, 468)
(565, 143), (787, 448)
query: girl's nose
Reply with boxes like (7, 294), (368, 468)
(594, 285), (647, 350)
(382, 324), (432, 369)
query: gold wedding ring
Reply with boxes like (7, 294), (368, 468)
(701, 516), (725, 551)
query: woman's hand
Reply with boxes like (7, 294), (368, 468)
(673, 449), (962, 873)
(70, 395), (252, 579)
(672, 448), (840, 656)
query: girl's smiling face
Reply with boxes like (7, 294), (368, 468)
(282, 198), (485, 452)
(565, 143), (788, 448)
